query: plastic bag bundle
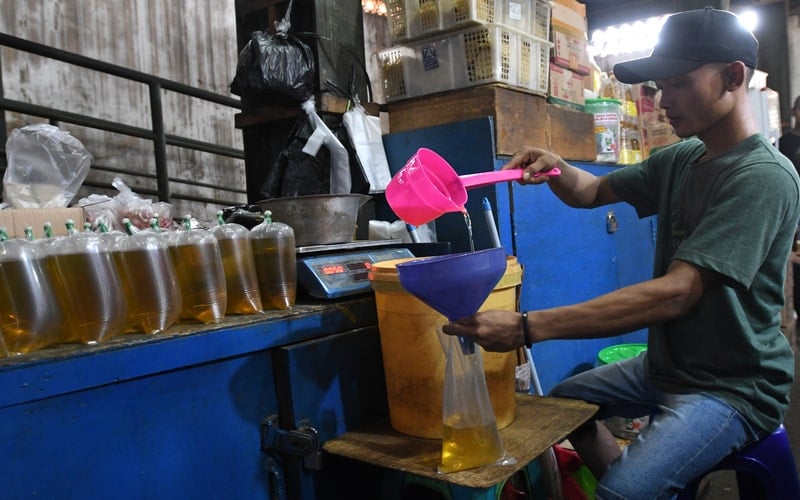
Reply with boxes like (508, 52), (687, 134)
(78, 177), (173, 232)
(3, 124), (93, 208)
(229, 0), (315, 102)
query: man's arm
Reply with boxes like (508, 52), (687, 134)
(443, 260), (718, 352)
(502, 146), (621, 208)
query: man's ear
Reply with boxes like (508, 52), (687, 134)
(725, 61), (747, 90)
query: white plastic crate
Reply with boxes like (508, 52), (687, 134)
(386, 0), (551, 44)
(379, 24), (551, 102)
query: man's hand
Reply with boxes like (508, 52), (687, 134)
(442, 310), (525, 352)
(502, 146), (567, 185)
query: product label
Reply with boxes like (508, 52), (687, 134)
(422, 44), (439, 71)
(594, 111), (620, 124)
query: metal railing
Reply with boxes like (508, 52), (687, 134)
(0, 32), (246, 207)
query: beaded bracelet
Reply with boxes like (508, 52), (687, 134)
(521, 311), (532, 348)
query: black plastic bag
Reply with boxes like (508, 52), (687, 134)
(230, 30), (315, 102)
(260, 115), (329, 199)
(259, 112), (369, 200)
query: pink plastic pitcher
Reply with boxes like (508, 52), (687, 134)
(385, 148), (560, 226)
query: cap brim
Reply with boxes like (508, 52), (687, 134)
(613, 55), (706, 84)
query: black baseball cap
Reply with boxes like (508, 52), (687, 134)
(613, 7), (758, 84)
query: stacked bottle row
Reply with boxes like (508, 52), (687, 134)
(0, 211), (296, 356)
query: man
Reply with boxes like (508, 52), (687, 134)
(443, 8), (799, 498)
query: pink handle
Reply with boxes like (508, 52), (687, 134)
(460, 167), (561, 190)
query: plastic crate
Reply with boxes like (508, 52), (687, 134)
(386, 0), (551, 43)
(379, 24), (552, 102)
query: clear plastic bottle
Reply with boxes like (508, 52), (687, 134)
(0, 227), (62, 353)
(96, 220), (136, 334)
(249, 211), (297, 310)
(585, 98), (622, 163)
(211, 211), (262, 315)
(41, 219), (128, 344)
(111, 218), (182, 334)
(165, 215), (227, 324)
(619, 122), (643, 165)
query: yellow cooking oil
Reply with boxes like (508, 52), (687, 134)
(169, 241), (227, 324)
(439, 415), (504, 473)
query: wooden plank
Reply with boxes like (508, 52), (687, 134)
(547, 102), (596, 161)
(323, 393), (598, 489)
(493, 86), (549, 157)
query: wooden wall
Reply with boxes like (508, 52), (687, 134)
(0, 0), (246, 221)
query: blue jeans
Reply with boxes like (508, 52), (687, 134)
(550, 353), (759, 499)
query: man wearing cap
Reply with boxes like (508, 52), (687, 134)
(443, 7), (799, 498)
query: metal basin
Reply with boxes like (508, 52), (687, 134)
(257, 194), (372, 246)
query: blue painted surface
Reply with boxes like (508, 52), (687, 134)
(510, 162), (652, 393)
(1, 351), (276, 499)
(273, 327), (390, 499)
(0, 299), (380, 500)
(382, 118), (504, 253)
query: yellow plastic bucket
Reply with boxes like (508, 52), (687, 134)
(370, 255), (522, 439)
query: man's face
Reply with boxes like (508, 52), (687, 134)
(654, 63), (732, 139)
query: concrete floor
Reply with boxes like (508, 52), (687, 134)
(699, 335), (800, 499)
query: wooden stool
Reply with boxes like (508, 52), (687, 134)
(323, 394), (598, 499)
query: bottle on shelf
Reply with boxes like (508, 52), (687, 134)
(210, 211), (263, 315)
(249, 210), (297, 310)
(164, 215), (227, 324)
(0, 226), (62, 353)
(40, 218), (128, 344)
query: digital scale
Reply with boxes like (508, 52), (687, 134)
(296, 240), (415, 299)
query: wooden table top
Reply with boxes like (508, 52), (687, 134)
(323, 393), (598, 489)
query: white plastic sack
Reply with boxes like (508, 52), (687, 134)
(4, 124), (93, 208)
(343, 104), (392, 192)
(301, 97), (351, 194)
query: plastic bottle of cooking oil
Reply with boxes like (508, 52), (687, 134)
(211, 211), (262, 315)
(96, 220), (136, 334)
(249, 210), (296, 310)
(0, 226), (63, 353)
(40, 219), (128, 344)
(107, 218), (182, 334)
(165, 215), (227, 324)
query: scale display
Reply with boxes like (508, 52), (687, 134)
(297, 247), (414, 299)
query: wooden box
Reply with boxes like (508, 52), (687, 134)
(385, 85), (595, 161)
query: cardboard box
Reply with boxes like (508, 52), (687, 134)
(548, 62), (585, 110)
(642, 123), (680, 158)
(551, 26), (591, 75)
(550, 0), (588, 34)
(0, 207), (85, 240)
(386, 85), (596, 161)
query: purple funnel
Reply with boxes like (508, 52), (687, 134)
(396, 248), (507, 354)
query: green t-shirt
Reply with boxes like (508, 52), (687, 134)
(607, 134), (799, 434)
